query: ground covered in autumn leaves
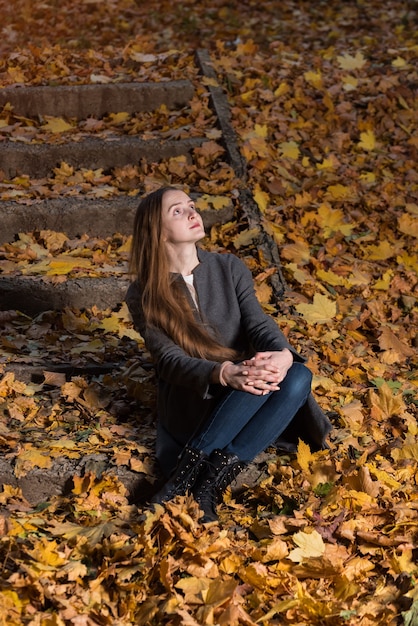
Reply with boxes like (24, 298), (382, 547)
(0, 1), (417, 625)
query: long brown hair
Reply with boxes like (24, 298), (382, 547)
(129, 186), (239, 362)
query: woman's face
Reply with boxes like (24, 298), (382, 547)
(160, 189), (205, 245)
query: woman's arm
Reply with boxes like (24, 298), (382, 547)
(231, 255), (302, 358)
(126, 280), (218, 398)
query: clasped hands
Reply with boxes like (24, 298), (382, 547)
(219, 349), (294, 396)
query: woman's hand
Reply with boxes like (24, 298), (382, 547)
(242, 349), (293, 393)
(216, 349), (294, 395)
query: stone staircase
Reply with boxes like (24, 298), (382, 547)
(0, 49), (285, 316)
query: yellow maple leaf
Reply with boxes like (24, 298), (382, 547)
(0, 372), (32, 397)
(98, 314), (122, 335)
(232, 227), (260, 249)
(345, 268), (371, 286)
(387, 550), (416, 576)
(378, 326), (415, 361)
(70, 339), (104, 355)
(195, 194), (230, 211)
(281, 240), (311, 264)
(369, 382), (407, 421)
(8, 67), (28, 85)
(337, 51), (367, 70)
(392, 444), (418, 462)
(296, 191), (313, 207)
(42, 116), (73, 133)
(304, 70), (323, 89)
(47, 256), (93, 275)
(239, 562), (281, 591)
(53, 161), (74, 178)
(295, 293), (337, 324)
(360, 171), (376, 184)
(342, 75), (359, 91)
(392, 56), (407, 68)
(285, 263), (311, 284)
(262, 537), (289, 562)
(39, 230), (68, 253)
(263, 220), (285, 244)
(288, 529), (325, 563)
(398, 213), (418, 238)
(254, 184), (269, 213)
(364, 241), (395, 261)
(316, 202), (355, 237)
(61, 380), (85, 401)
(14, 447), (52, 478)
(49, 520), (122, 546)
(28, 538), (67, 568)
(254, 280), (272, 304)
(296, 439), (313, 473)
(254, 123), (268, 138)
(0, 589), (24, 613)
(396, 252), (417, 272)
(274, 82), (290, 97)
(60, 560), (89, 582)
(358, 129), (376, 151)
(316, 155), (339, 170)
(279, 141), (300, 160)
(175, 576), (211, 602)
(343, 556), (375, 581)
(338, 400), (365, 434)
(367, 462), (401, 489)
(108, 111), (130, 124)
(372, 269), (393, 291)
(325, 184), (358, 202)
(316, 269), (347, 286)
(201, 76), (219, 87)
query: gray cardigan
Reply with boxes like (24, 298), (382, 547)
(126, 248), (332, 475)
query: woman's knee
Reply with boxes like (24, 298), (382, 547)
(284, 362), (312, 397)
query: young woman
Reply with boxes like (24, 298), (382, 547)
(126, 186), (332, 522)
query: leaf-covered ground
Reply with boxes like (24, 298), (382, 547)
(0, 1), (417, 624)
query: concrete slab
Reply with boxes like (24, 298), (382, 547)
(1, 136), (205, 178)
(0, 275), (130, 314)
(0, 194), (235, 243)
(0, 80), (195, 118)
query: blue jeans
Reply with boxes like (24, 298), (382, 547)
(190, 362), (313, 462)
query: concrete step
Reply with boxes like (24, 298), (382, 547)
(0, 194), (235, 243)
(0, 80), (195, 118)
(1, 135), (205, 178)
(0, 275), (129, 315)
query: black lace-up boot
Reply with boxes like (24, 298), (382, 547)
(150, 446), (207, 505)
(192, 449), (247, 523)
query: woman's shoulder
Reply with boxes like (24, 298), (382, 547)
(198, 248), (246, 270)
(125, 279), (142, 306)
